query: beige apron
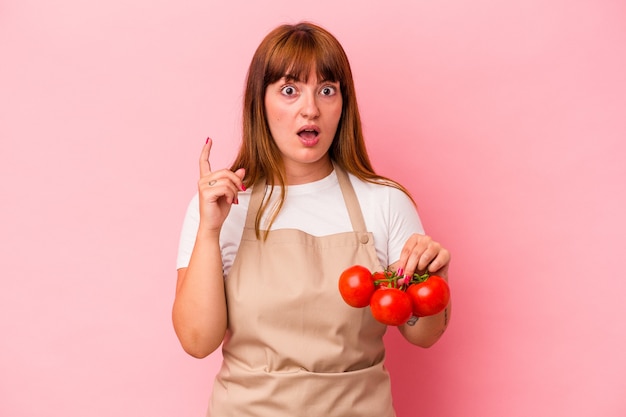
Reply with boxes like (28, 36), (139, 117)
(208, 165), (396, 417)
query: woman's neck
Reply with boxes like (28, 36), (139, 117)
(282, 157), (334, 185)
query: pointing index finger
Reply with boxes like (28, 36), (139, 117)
(199, 137), (212, 177)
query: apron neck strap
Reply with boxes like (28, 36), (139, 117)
(246, 177), (267, 231)
(245, 162), (368, 233)
(333, 162), (368, 233)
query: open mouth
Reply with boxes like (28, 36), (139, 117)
(297, 126), (320, 141)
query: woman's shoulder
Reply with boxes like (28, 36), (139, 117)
(348, 173), (412, 202)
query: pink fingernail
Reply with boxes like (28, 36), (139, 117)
(241, 184), (247, 192)
(205, 137), (211, 144)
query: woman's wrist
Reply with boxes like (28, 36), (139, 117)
(196, 224), (221, 241)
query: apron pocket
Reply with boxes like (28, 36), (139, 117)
(210, 361), (396, 417)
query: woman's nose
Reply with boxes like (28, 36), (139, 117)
(300, 92), (320, 119)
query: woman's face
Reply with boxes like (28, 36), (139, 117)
(264, 70), (342, 183)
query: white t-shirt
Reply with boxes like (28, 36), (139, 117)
(176, 169), (425, 277)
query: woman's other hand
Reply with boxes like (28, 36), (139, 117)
(394, 234), (450, 280)
(392, 234), (452, 348)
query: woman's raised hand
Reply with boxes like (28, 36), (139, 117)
(198, 138), (246, 232)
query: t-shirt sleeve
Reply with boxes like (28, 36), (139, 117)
(386, 187), (425, 265)
(176, 193), (200, 269)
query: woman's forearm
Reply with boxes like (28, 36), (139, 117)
(172, 229), (227, 358)
(398, 302), (452, 348)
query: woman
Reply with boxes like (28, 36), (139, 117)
(173, 22), (451, 417)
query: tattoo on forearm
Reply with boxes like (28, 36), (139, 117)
(434, 309), (450, 337)
(406, 316), (419, 326)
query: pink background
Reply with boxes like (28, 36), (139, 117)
(1, 1), (625, 416)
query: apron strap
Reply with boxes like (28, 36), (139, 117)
(244, 163), (368, 235)
(333, 162), (368, 234)
(246, 177), (267, 230)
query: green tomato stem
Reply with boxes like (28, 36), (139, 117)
(373, 269), (431, 289)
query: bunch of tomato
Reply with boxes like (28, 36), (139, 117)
(338, 265), (450, 326)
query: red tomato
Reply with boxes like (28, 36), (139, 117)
(338, 265), (375, 308)
(406, 275), (450, 317)
(369, 287), (413, 326)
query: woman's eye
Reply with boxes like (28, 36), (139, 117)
(320, 85), (337, 96)
(281, 85), (297, 96)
